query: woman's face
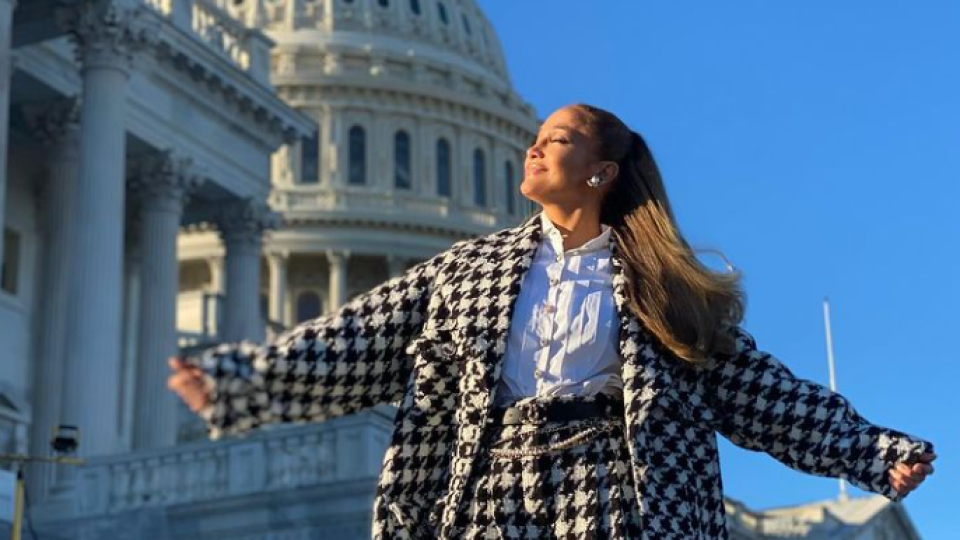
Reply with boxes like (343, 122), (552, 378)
(521, 106), (603, 207)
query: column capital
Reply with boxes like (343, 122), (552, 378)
(128, 150), (202, 213)
(57, 1), (158, 74)
(22, 96), (81, 146)
(324, 249), (351, 264)
(266, 248), (291, 264)
(215, 199), (281, 248)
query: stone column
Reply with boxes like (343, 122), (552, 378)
(205, 255), (224, 338)
(266, 250), (289, 326)
(216, 200), (277, 343)
(130, 152), (199, 450)
(56, 1), (156, 457)
(23, 97), (80, 501)
(0, 0), (15, 272)
(119, 228), (141, 451)
(325, 249), (350, 311)
(386, 254), (408, 279)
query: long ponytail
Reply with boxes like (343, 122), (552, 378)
(574, 104), (745, 365)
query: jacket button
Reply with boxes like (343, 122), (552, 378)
(534, 368), (544, 379)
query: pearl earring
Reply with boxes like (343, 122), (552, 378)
(587, 174), (604, 188)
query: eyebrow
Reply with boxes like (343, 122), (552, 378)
(536, 126), (576, 138)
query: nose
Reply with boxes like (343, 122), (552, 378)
(526, 143), (544, 160)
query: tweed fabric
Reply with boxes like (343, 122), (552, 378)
(192, 212), (933, 540)
(442, 392), (643, 540)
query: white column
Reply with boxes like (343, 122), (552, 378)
(0, 0), (16, 271)
(57, 1), (155, 457)
(266, 250), (289, 326)
(325, 249), (350, 311)
(206, 255), (224, 293)
(386, 254), (408, 279)
(23, 98), (80, 501)
(217, 200), (276, 343)
(131, 152), (198, 450)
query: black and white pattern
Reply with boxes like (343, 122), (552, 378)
(445, 393), (642, 540)
(192, 212), (933, 540)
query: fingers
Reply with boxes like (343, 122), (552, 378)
(166, 359), (211, 413)
(889, 456), (935, 496)
(168, 356), (204, 376)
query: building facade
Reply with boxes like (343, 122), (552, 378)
(0, 0), (923, 539)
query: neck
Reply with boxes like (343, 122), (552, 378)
(541, 205), (603, 251)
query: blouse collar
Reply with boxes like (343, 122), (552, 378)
(539, 211), (612, 256)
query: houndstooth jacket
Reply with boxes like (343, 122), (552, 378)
(195, 212), (932, 540)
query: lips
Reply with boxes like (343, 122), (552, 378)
(526, 163), (546, 175)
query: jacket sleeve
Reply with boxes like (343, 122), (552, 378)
(189, 247), (455, 441)
(703, 326), (933, 502)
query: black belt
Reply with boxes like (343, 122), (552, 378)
(489, 396), (624, 426)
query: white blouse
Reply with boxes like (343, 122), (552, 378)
(492, 212), (624, 408)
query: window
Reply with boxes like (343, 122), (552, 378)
(394, 130), (411, 189)
(461, 14), (471, 35)
(504, 161), (515, 215)
(436, 139), (451, 197)
(348, 125), (366, 185)
(378, 0), (389, 7)
(1, 228), (20, 295)
(437, 1), (448, 24)
(473, 148), (486, 207)
(409, 0), (421, 15)
(300, 130), (319, 184)
(296, 292), (322, 322)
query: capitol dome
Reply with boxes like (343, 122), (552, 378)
(177, 0), (539, 337)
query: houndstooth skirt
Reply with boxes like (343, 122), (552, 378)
(449, 392), (644, 540)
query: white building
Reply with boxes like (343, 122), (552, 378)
(0, 0), (924, 539)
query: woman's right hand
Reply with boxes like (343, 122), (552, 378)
(167, 357), (213, 413)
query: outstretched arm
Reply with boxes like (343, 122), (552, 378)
(187, 248), (455, 440)
(703, 326), (934, 502)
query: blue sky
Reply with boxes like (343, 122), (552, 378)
(478, 1), (958, 537)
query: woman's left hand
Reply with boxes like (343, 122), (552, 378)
(889, 452), (936, 497)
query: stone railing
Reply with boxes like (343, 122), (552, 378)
(143, 0), (272, 84)
(50, 408), (396, 518)
(269, 186), (501, 229)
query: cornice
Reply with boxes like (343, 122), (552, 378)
(147, 10), (314, 144)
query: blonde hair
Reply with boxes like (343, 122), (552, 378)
(569, 103), (745, 365)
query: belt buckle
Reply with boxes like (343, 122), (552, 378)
(502, 407), (522, 425)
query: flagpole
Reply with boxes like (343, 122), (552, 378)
(823, 297), (848, 501)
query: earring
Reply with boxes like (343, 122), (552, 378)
(587, 174), (603, 188)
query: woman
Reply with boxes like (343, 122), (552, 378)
(169, 104), (935, 540)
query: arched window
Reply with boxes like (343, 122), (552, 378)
(300, 130), (319, 184)
(409, 0), (421, 15)
(394, 130), (411, 189)
(436, 138), (451, 197)
(296, 292), (322, 323)
(378, 0), (389, 7)
(504, 161), (515, 215)
(461, 14), (471, 35)
(437, 1), (448, 24)
(348, 125), (366, 185)
(473, 148), (486, 207)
